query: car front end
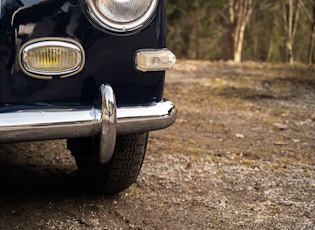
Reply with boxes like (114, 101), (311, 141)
(0, 0), (176, 194)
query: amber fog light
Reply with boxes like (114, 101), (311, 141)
(19, 38), (85, 79)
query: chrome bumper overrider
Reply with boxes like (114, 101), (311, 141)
(0, 84), (176, 163)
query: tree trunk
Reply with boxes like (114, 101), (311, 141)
(227, 0), (255, 63)
(225, 0), (236, 61)
(267, 16), (277, 62)
(234, 23), (247, 62)
(308, 0), (315, 64)
(283, 0), (301, 64)
(308, 23), (315, 63)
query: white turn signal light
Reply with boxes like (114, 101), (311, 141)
(19, 38), (85, 79)
(135, 49), (177, 72)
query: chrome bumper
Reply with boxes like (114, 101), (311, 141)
(0, 84), (176, 162)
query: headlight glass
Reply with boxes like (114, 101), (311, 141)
(98, 0), (151, 23)
(85, 0), (158, 32)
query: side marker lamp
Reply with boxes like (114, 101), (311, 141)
(135, 49), (176, 72)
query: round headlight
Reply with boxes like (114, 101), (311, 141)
(85, 0), (159, 33)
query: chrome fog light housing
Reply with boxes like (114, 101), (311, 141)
(19, 38), (85, 79)
(84, 0), (158, 32)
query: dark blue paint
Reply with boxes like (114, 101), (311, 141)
(0, 0), (166, 105)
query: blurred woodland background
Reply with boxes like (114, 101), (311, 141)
(166, 0), (315, 64)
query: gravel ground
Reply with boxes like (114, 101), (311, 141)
(0, 61), (314, 229)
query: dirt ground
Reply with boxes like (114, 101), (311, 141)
(0, 61), (314, 229)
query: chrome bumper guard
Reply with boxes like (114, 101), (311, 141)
(0, 84), (176, 163)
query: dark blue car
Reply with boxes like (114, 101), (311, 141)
(0, 0), (176, 194)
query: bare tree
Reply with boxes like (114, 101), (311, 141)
(282, 0), (302, 64)
(227, 0), (257, 62)
(308, 0), (315, 63)
(167, 0), (313, 63)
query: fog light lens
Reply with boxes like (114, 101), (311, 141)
(19, 38), (85, 79)
(135, 49), (177, 72)
(27, 47), (77, 71)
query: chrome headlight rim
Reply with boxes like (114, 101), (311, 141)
(18, 37), (85, 80)
(84, 0), (159, 33)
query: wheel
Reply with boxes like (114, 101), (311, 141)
(67, 133), (148, 194)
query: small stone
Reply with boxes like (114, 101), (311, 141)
(274, 123), (289, 130)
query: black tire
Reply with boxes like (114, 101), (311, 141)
(67, 133), (148, 194)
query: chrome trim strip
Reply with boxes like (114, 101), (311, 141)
(0, 100), (176, 143)
(0, 107), (102, 143)
(117, 100), (176, 134)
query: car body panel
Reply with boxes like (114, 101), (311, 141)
(0, 0), (166, 105)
